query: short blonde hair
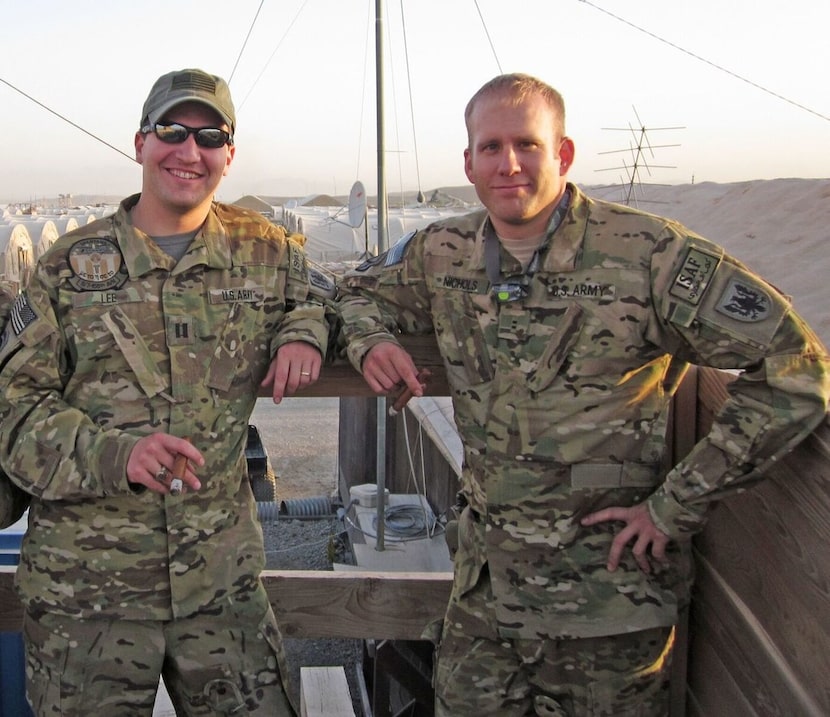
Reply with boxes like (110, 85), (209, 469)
(464, 73), (566, 145)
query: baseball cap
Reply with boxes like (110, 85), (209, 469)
(140, 68), (236, 133)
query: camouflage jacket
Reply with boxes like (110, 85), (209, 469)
(0, 282), (30, 528)
(0, 195), (329, 620)
(337, 183), (830, 639)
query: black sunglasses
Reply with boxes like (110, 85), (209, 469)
(141, 122), (233, 149)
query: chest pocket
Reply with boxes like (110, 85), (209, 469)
(434, 292), (494, 387)
(65, 289), (162, 390)
(526, 302), (584, 393)
(102, 308), (169, 399)
(204, 289), (270, 393)
(495, 296), (584, 394)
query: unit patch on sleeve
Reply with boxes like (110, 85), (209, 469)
(715, 279), (770, 322)
(68, 237), (128, 291)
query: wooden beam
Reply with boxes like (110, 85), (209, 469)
(264, 334), (450, 398)
(266, 569), (452, 640)
(300, 666), (357, 717)
(689, 553), (825, 716)
(689, 368), (830, 715)
(0, 567), (452, 639)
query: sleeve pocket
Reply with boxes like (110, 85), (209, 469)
(10, 435), (60, 497)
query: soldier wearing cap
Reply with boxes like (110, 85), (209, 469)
(0, 68), (328, 715)
(336, 73), (830, 715)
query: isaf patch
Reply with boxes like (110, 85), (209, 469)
(287, 241), (308, 282)
(68, 237), (128, 291)
(670, 247), (719, 305)
(715, 279), (770, 322)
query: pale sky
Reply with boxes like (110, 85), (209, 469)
(1, 0), (828, 204)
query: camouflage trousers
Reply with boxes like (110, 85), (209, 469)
(434, 568), (674, 716)
(22, 586), (296, 717)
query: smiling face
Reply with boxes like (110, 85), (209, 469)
(464, 90), (574, 240)
(133, 101), (235, 233)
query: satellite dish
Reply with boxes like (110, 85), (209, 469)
(347, 181), (367, 228)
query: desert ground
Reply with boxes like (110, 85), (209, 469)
(250, 396), (341, 502)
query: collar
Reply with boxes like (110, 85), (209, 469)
(113, 195), (233, 277)
(484, 187), (572, 288)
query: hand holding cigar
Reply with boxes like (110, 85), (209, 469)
(132, 434), (203, 494)
(164, 436), (195, 495)
(169, 447), (189, 496)
(389, 369), (431, 416)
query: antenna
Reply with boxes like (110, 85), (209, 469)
(595, 106), (684, 207)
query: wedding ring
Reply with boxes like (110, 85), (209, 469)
(300, 371), (310, 376)
(155, 466), (169, 483)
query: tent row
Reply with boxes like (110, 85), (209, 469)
(0, 211), (99, 292)
(281, 204), (474, 264)
(1, 197), (475, 291)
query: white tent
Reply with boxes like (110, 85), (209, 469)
(281, 204), (473, 263)
(52, 216), (80, 235)
(0, 223), (35, 291)
(64, 207), (106, 225)
(282, 205), (365, 263)
(12, 218), (59, 258)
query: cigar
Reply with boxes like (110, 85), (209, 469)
(389, 369), (431, 416)
(169, 438), (191, 496)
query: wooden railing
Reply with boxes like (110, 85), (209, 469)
(280, 335), (450, 398)
(684, 368), (830, 717)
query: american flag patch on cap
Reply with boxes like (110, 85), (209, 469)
(10, 294), (37, 335)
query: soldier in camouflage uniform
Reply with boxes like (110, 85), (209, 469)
(336, 73), (830, 715)
(0, 280), (30, 528)
(0, 69), (329, 716)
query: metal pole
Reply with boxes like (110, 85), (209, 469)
(375, 0), (388, 551)
(375, 0), (388, 255)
